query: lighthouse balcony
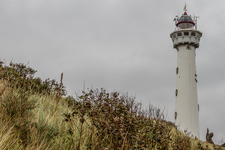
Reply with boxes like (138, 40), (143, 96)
(170, 30), (202, 48)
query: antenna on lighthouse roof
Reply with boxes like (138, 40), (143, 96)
(193, 14), (199, 30)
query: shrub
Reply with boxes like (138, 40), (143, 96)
(0, 61), (66, 96)
(63, 88), (176, 149)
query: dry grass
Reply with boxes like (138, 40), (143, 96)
(1, 82), (225, 149)
(0, 62), (224, 150)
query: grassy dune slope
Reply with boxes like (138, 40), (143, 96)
(0, 62), (224, 149)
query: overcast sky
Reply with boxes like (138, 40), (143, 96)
(1, 0), (225, 142)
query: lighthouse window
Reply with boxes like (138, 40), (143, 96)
(176, 67), (179, 74)
(173, 34), (176, 38)
(186, 45), (191, 50)
(175, 112), (177, 120)
(175, 89), (178, 97)
(191, 32), (196, 36)
(195, 78), (198, 83)
(184, 32), (189, 36)
(177, 32), (182, 36)
(196, 33), (200, 38)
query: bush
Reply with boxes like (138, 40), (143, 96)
(0, 61), (66, 96)
(63, 88), (177, 149)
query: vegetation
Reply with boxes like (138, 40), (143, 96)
(0, 61), (224, 149)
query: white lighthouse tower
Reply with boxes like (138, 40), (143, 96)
(170, 6), (202, 138)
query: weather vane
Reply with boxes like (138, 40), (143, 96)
(184, 4), (187, 12)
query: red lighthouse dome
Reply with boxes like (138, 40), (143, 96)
(176, 12), (195, 29)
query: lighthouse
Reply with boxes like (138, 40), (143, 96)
(170, 6), (202, 138)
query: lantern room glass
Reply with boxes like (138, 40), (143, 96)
(178, 23), (194, 29)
